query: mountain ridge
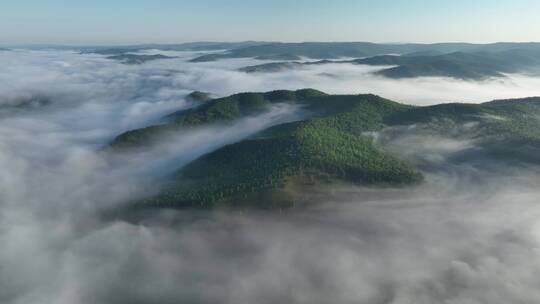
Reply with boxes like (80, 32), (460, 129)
(237, 49), (540, 80)
(106, 90), (540, 209)
(190, 42), (540, 62)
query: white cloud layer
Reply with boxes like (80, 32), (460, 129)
(1, 49), (540, 303)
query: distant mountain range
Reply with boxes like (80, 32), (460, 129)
(80, 41), (268, 55)
(6, 41), (540, 58)
(68, 41), (540, 63)
(58, 42), (540, 78)
(189, 42), (540, 62)
(107, 89), (540, 209)
(238, 49), (540, 80)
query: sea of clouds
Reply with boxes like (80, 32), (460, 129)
(1, 48), (540, 303)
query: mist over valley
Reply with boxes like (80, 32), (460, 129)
(2, 40), (540, 303)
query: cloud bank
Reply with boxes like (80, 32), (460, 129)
(1, 49), (540, 303)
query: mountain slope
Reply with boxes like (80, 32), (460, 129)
(108, 89), (328, 149)
(139, 94), (422, 209)
(112, 90), (540, 209)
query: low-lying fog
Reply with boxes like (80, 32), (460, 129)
(1, 49), (540, 303)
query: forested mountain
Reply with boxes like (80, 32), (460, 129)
(107, 90), (540, 209)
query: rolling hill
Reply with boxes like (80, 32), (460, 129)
(108, 90), (540, 209)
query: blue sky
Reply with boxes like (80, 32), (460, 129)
(1, 0), (540, 44)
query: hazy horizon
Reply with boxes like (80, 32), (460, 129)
(5, 40), (540, 48)
(2, 0), (540, 45)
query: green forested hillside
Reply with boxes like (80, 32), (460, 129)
(145, 94), (421, 208)
(109, 89), (327, 149)
(115, 90), (540, 209)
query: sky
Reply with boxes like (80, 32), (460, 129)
(1, 0), (540, 45)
